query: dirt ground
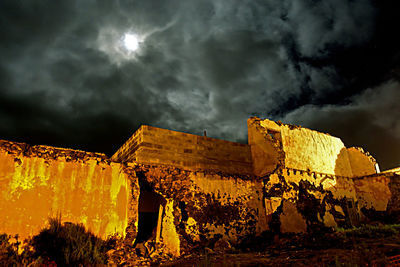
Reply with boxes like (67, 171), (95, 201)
(152, 235), (400, 266)
(108, 226), (400, 266)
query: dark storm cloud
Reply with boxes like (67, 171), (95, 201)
(0, 0), (398, 169)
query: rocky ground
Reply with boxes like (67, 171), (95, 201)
(108, 226), (400, 266)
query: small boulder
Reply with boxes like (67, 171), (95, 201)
(214, 239), (231, 252)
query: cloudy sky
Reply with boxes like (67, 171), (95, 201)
(0, 0), (399, 170)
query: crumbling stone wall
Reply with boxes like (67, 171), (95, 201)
(263, 168), (358, 234)
(125, 163), (268, 257)
(347, 147), (378, 177)
(353, 171), (400, 223)
(0, 140), (139, 241)
(281, 126), (353, 177)
(112, 125), (253, 175)
(248, 117), (356, 177)
(1, 116), (398, 258)
(248, 117), (364, 232)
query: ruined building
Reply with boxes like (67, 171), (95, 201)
(0, 117), (399, 256)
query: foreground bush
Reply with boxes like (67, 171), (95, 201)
(0, 234), (20, 266)
(31, 217), (113, 266)
(336, 224), (400, 238)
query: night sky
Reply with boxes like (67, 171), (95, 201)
(0, 0), (399, 170)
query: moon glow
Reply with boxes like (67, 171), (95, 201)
(123, 33), (139, 51)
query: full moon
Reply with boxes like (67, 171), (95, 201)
(123, 33), (139, 51)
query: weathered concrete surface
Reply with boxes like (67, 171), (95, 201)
(126, 164), (268, 257)
(0, 140), (139, 241)
(112, 125), (253, 175)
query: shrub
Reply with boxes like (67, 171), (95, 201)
(336, 224), (400, 238)
(31, 217), (112, 266)
(0, 234), (20, 267)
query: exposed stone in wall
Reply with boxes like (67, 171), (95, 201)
(353, 172), (400, 223)
(161, 199), (181, 257)
(347, 147), (377, 177)
(354, 174), (391, 211)
(0, 139), (138, 241)
(387, 174), (400, 222)
(263, 168), (358, 234)
(1, 116), (398, 258)
(125, 163), (268, 256)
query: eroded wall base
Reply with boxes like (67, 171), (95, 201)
(124, 163), (268, 256)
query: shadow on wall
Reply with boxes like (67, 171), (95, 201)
(332, 148), (359, 226)
(334, 148), (353, 177)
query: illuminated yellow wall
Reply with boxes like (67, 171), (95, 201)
(250, 117), (357, 177)
(247, 118), (283, 176)
(347, 147), (377, 177)
(0, 140), (135, 240)
(280, 125), (353, 177)
(354, 173), (392, 211)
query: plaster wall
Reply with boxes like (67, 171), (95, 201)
(280, 126), (353, 177)
(353, 174), (392, 211)
(247, 118), (283, 177)
(347, 147), (377, 177)
(249, 117), (355, 177)
(0, 140), (137, 240)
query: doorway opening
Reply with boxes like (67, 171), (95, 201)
(135, 189), (166, 244)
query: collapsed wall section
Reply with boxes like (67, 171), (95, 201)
(0, 140), (139, 241)
(112, 125), (253, 175)
(127, 164), (268, 257)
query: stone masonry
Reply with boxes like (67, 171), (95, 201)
(0, 117), (398, 257)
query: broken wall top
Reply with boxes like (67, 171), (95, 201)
(383, 167), (400, 175)
(347, 147), (378, 177)
(248, 117), (378, 178)
(0, 139), (108, 162)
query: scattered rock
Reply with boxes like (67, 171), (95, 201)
(214, 239), (231, 252)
